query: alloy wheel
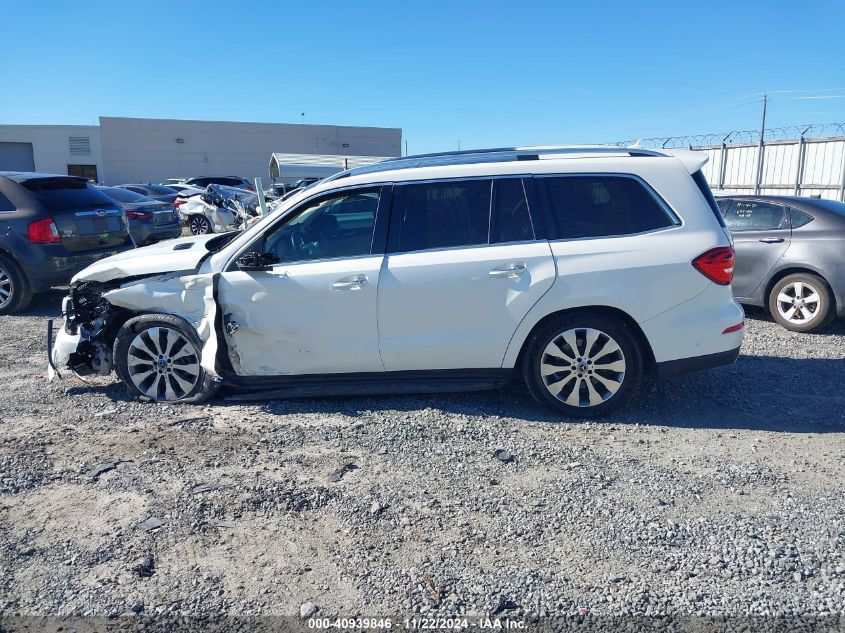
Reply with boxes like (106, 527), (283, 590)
(127, 326), (201, 401)
(775, 281), (821, 325)
(189, 216), (210, 235)
(0, 265), (12, 310)
(540, 327), (627, 408)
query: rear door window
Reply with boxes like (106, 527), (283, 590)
(21, 178), (118, 213)
(390, 179), (491, 253)
(723, 200), (788, 231)
(537, 175), (676, 240)
(490, 178), (534, 243)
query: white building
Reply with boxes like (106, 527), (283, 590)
(0, 116), (402, 185)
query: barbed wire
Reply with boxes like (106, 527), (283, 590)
(611, 122), (845, 149)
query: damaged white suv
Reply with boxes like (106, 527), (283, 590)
(50, 146), (744, 417)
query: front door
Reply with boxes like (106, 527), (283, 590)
(216, 186), (386, 376)
(722, 199), (792, 300)
(378, 177), (555, 371)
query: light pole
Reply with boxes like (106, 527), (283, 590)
(404, 139), (408, 156)
(300, 112), (305, 124)
(457, 139), (462, 151)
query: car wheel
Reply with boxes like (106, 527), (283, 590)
(0, 253), (33, 315)
(114, 314), (217, 403)
(768, 273), (833, 333)
(522, 312), (643, 418)
(188, 215), (212, 235)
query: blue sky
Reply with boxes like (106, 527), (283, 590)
(2, 0), (844, 154)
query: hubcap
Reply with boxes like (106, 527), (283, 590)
(776, 281), (821, 324)
(540, 327), (626, 408)
(0, 266), (12, 309)
(127, 327), (200, 401)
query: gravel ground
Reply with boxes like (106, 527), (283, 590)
(1, 291), (844, 625)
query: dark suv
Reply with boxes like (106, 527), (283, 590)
(0, 172), (133, 314)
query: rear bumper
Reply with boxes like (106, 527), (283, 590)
(23, 244), (134, 292)
(130, 221), (182, 245)
(655, 346), (741, 381)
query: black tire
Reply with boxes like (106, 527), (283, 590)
(114, 314), (217, 403)
(0, 252), (33, 315)
(768, 273), (834, 333)
(522, 312), (643, 418)
(188, 214), (212, 235)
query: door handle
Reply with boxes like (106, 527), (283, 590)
(759, 237), (785, 243)
(332, 274), (368, 290)
(489, 263), (527, 279)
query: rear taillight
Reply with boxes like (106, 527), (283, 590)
(126, 209), (154, 221)
(692, 246), (735, 285)
(174, 199), (187, 210)
(28, 217), (61, 243)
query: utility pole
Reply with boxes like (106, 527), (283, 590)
(457, 139), (462, 151)
(754, 93), (769, 194)
(300, 112), (305, 124)
(404, 139), (408, 156)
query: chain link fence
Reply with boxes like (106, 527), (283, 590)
(611, 123), (845, 200)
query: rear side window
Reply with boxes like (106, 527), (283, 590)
(0, 191), (15, 212)
(21, 178), (118, 213)
(538, 175), (675, 240)
(723, 200), (788, 231)
(391, 179), (491, 252)
(790, 208), (814, 228)
(491, 179), (534, 243)
(692, 170), (727, 228)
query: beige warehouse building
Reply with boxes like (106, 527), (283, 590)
(0, 116), (402, 185)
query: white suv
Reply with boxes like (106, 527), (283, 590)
(50, 146), (744, 418)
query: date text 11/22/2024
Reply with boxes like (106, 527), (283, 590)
(307, 617), (526, 630)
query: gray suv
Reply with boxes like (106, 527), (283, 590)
(717, 195), (845, 332)
(0, 172), (133, 314)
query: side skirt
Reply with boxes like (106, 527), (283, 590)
(222, 369), (512, 401)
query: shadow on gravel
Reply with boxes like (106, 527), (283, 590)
(16, 289), (66, 318)
(744, 305), (845, 335)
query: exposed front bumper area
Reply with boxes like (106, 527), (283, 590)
(654, 346), (741, 381)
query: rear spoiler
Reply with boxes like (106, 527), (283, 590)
(655, 149), (709, 174)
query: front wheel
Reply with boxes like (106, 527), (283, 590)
(114, 314), (217, 403)
(188, 214), (212, 235)
(768, 273), (833, 333)
(522, 313), (643, 418)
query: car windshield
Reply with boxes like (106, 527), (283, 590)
(22, 178), (118, 212)
(100, 187), (152, 204)
(807, 198), (845, 217)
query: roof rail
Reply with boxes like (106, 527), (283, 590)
(324, 145), (666, 182)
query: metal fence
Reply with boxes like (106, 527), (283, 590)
(613, 123), (845, 201)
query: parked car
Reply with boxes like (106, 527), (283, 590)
(715, 194), (845, 332)
(97, 187), (182, 246)
(178, 185), (260, 234)
(169, 176), (254, 191)
(50, 146), (744, 417)
(114, 184), (179, 204)
(0, 172), (132, 315)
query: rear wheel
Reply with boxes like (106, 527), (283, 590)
(114, 314), (217, 403)
(188, 214), (212, 235)
(0, 253), (33, 315)
(768, 273), (833, 333)
(522, 313), (643, 418)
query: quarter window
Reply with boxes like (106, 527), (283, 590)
(491, 179), (534, 243)
(0, 192), (15, 212)
(723, 200), (788, 231)
(790, 208), (814, 228)
(391, 179), (491, 253)
(263, 188), (379, 263)
(539, 175), (675, 240)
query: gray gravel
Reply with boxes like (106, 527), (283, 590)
(1, 291), (844, 621)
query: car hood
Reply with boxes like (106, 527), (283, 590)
(71, 233), (219, 283)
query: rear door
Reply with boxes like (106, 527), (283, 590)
(722, 199), (791, 300)
(378, 177), (555, 371)
(21, 177), (130, 252)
